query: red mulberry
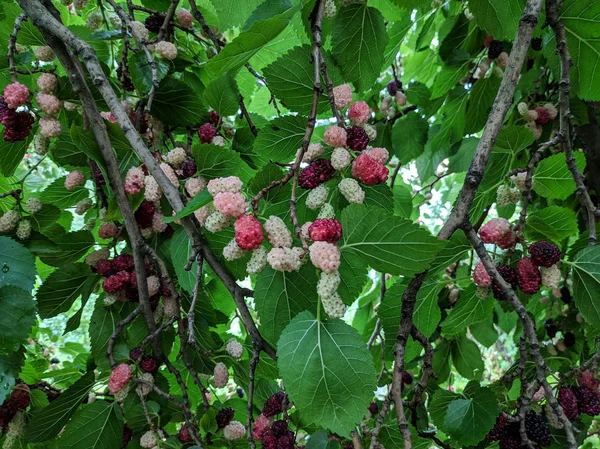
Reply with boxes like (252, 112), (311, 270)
(108, 363), (132, 393)
(235, 214), (264, 250)
(346, 126), (369, 151)
(178, 425), (192, 443)
(113, 254), (135, 272)
(528, 241), (560, 267)
(479, 218), (510, 244)
(216, 407), (235, 428)
(263, 392), (286, 417)
(3, 111), (33, 142)
(473, 261), (492, 287)
(558, 387), (579, 420)
(535, 106), (552, 125)
(516, 257), (541, 295)
(298, 159), (335, 189)
(95, 259), (115, 277)
(308, 219), (342, 243)
(198, 123), (216, 143)
(103, 271), (131, 293)
(270, 420), (288, 438)
(348, 101), (370, 126)
(579, 370), (599, 392)
(140, 355), (158, 373)
(351, 153), (388, 186)
(6, 385), (30, 413)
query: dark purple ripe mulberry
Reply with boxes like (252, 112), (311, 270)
(558, 387), (579, 420)
(180, 159), (197, 179)
(545, 319), (557, 338)
(386, 80), (401, 96)
(144, 15), (165, 33)
(3, 111), (34, 142)
(262, 392), (286, 417)
(298, 159), (335, 189)
(492, 265), (518, 300)
(531, 37), (543, 51)
(528, 241), (561, 267)
(216, 407), (235, 428)
(525, 411), (551, 446)
(345, 126), (369, 151)
(574, 386), (600, 416)
(270, 420), (288, 438)
(488, 40), (504, 59)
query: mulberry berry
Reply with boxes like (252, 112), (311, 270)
(299, 142), (323, 163)
(309, 219), (342, 243)
(235, 214), (264, 250)
(3, 111), (33, 142)
(486, 415), (511, 441)
(223, 239), (245, 261)
(212, 135), (226, 146)
(277, 430), (296, 449)
(225, 338), (243, 358)
(517, 258), (541, 295)
(322, 292), (346, 318)
(323, 125), (347, 147)
(564, 332), (576, 347)
(6, 385), (30, 412)
(331, 147), (351, 170)
(3, 82), (29, 109)
(478, 218), (510, 244)
(223, 421), (245, 440)
(528, 241), (560, 267)
(65, 170), (85, 190)
(181, 159), (197, 178)
(207, 176), (243, 196)
(95, 259), (115, 277)
(496, 229), (516, 250)
(545, 319), (557, 338)
(541, 264), (561, 289)
(348, 101), (370, 126)
(140, 355), (158, 374)
(309, 241), (341, 273)
(267, 247), (301, 272)
(155, 41), (178, 60)
(34, 46), (55, 62)
(213, 362), (229, 388)
(246, 246), (268, 275)
(166, 147), (187, 166)
(113, 254), (135, 272)
(351, 153), (388, 185)
(213, 192), (246, 217)
(558, 387), (579, 420)
(395, 91), (407, 106)
(178, 425), (192, 443)
(216, 407), (235, 428)
(185, 177), (206, 197)
(140, 430), (157, 449)
(36, 93), (62, 115)
(264, 215), (292, 248)
(473, 261), (492, 287)
(333, 84), (352, 110)
(252, 413), (273, 440)
(108, 363), (132, 393)
(198, 123), (216, 143)
(488, 40), (504, 59)
(306, 185), (329, 210)
(363, 147), (389, 165)
(135, 200), (156, 229)
(317, 271), (341, 298)
(205, 211), (230, 233)
(103, 271), (130, 293)
(346, 126), (369, 151)
(492, 265), (518, 300)
(544, 103), (558, 120)
(15, 220), (31, 240)
(39, 116), (62, 138)
(368, 402), (379, 415)
(579, 370), (599, 392)
(37, 73), (57, 93)
(176, 8), (193, 29)
(387, 80), (400, 96)
(338, 178), (365, 204)
(524, 411), (551, 446)
(298, 159), (335, 189)
(263, 392), (286, 417)
(0, 210), (20, 233)
(271, 419), (288, 438)
(144, 14), (164, 33)
(535, 106), (552, 125)
(99, 223), (119, 239)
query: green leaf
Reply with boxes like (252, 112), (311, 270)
(337, 250), (369, 305)
(253, 115), (307, 165)
(163, 190), (212, 224)
(451, 336), (484, 380)
(332, 5), (389, 91)
(429, 89), (468, 148)
(441, 286), (494, 336)
(0, 135), (32, 176)
(150, 78), (205, 126)
(55, 400), (123, 449)
(277, 311), (377, 436)
(170, 227), (198, 293)
(192, 144), (252, 180)
(558, 0), (600, 100)
(40, 230), (95, 267)
(255, 265), (318, 346)
(36, 263), (91, 319)
(213, 0), (263, 30)
(263, 45), (337, 115)
(89, 299), (123, 371)
(127, 51), (170, 94)
(432, 340), (452, 383)
(431, 65), (465, 99)
(525, 206), (579, 243)
(40, 176), (89, 209)
(204, 74), (240, 116)
(244, 0), (293, 29)
(448, 137), (479, 173)
(431, 382), (498, 446)
(0, 236), (36, 292)
(393, 182), (413, 218)
(533, 152), (586, 200)
(383, 11), (413, 66)
(572, 246), (600, 333)
(0, 286), (36, 351)
(391, 111), (429, 164)
(468, 0), (526, 41)
(340, 205), (445, 276)
(27, 372), (96, 442)
(465, 76), (502, 134)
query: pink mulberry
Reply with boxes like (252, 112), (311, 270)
(213, 192), (246, 217)
(176, 8), (193, 28)
(473, 261), (492, 287)
(351, 153), (388, 186)
(348, 101), (370, 126)
(516, 258), (541, 295)
(308, 219), (342, 243)
(39, 116), (61, 138)
(234, 214), (264, 250)
(124, 167), (145, 194)
(535, 106), (551, 125)
(496, 229), (516, 250)
(99, 223), (119, 239)
(363, 147), (389, 165)
(65, 170), (85, 190)
(214, 362), (229, 388)
(36, 93), (62, 115)
(333, 84), (353, 110)
(309, 241), (340, 273)
(323, 126), (347, 147)
(3, 82), (29, 109)
(252, 413), (273, 440)
(108, 363), (132, 393)
(478, 218), (510, 244)
(36, 73), (57, 93)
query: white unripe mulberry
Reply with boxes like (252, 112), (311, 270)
(130, 21), (149, 41)
(300, 222), (312, 240)
(104, 294), (118, 306)
(0, 210), (20, 233)
(246, 246), (268, 275)
(185, 177), (207, 197)
(517, 102), (529, 117)
(194, 205), (212, 226)
(213, 362), (229, 388)
(85, 248), (110, 266)
(86, 11), (103, 30)
(298, 143), (323, 163)
(225, 338), (243, 358)
(496, 185), (520, 207)
(140, 431), (157, 449)
(324, 0), (337, 18)
(108, 13), (122, 29)
(36, 73), (57, 93)
(264, 216), (292, 248)
(223, 421), (246, 440)
(322, 293), (346, 318)
(317, 271), (341, 298)
(146, 275), (160, 297)
(338, 178), (365, 204)
(317, 203), (336, 219)
(204, 211), (230, 233)
(34, 134), (49, 155)
(511, 172), (530, 191)
(144, 176), (162, 202)
(166, 147), (187, 166)
(212, 135), (226, 146)
(364, 124), (377, 141)
(331, 147), (351, 170)
(395, 91), (407, 106)
(25, 198), (42, 213)
(15, 220), (31, 240)
(223, 239), (246, 261)
(152, 213), (167, 233)
(155, 41), (178, 60)
(541, 264), (561, 289)
(207, 177), (243, 196)
(34, 46), (55, 62)
(306, 185), (329, 210)
(266, 247), (301, 272)
(544, 103), (558, 120)
(137, 372), (154, 397)
(75, 198), (93, 215)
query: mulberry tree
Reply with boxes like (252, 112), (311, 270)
(1, 0), (600, 448)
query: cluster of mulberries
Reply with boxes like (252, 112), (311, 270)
(558, 373), (600, 420)
(380, 79), (407, 118)
(0, 384), (30, 431)
(0, 84), (34, 142)
(197, 112), (231, 145)
(517, 102), (558, 140)
(255, 393), (296, 449)
(486, 412), (551, 448)
(0, 210), (21, 235)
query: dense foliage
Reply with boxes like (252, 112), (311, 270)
(1, 0), (600, 448)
